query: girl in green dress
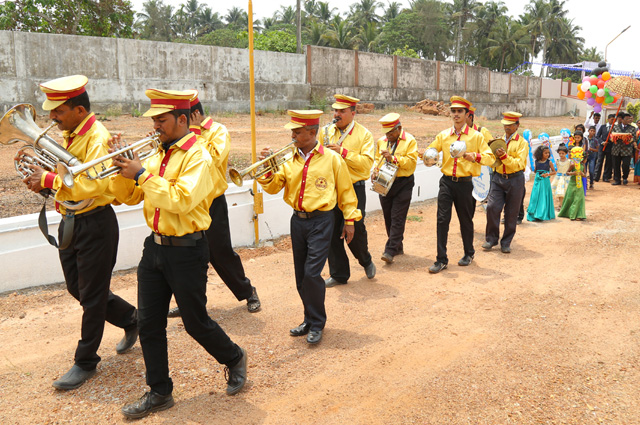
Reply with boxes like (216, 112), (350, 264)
(558, 146), (586, 221)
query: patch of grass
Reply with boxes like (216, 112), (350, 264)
(310, 94), (328, 111)
(104, 105), (122, 118)
(131, 105), (142, 118)
(406, 215), (423, 222)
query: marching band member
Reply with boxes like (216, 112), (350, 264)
(165, 92), (261, 318)
(426, 96), (494, 273)
(22, 75), (137, 390)
(258, 110), (361, 345)
(109, 89), (247, 419)
(318, 94), (376, 287)
(373, 113), (418, 264)
(467, 106), (493, 143)
(483, 111), (529, 254)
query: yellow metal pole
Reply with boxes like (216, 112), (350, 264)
(248, 0), (260, 246)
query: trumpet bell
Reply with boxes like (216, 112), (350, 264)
(450, 140), (467, 159)
(422, 147), (439, 167)
(228, 168), (244, 187)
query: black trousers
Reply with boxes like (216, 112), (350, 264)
(612, 155), (632, 183)
(291, 212), (334, 331)
(206, 194), (253, 301)
(137, 234), (241, 395)
(436, 176), (475, 264)
(380, 175), (414, 256)
(595, 149), (612, 181)
(517, 186), (526, 221)
(485, 173), (524, 248)
(328, 182), (372, 282)
(58, 205), (136, 371)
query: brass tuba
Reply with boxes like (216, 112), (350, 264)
(0, 104), (92, 210)
(228, 141), (296, 186)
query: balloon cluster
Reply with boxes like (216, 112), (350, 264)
(576, 61), (619, 113)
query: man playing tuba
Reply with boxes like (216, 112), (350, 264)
(22, 75), (138, 390)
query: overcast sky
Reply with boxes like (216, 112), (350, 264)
(130, 0), (637, 74)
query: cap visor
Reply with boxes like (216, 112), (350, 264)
(331, 102), (351, 110)
(284, 122), (304, 129)
(501, 119), (515, 125)
(42, 99), (65, 111)
(143, 107), (173, 117)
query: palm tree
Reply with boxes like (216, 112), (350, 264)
(279, 5), (296, 25)
(322, 19), (358, 49)
(197, 7), (223, 36)
(521, 0), (547, 70)
(135, 0), (174, 41)
(349, 0), (382, 27)
(448, 0), (479, 62)
(475, 1), (507, 67)
(315, 2), (337, 23)
(225, 7), (247, 29)
(357, 21), (380, 52)
(486, 17), (528, 71)
(304, 0), (318, 16)
(382, 1), (401, 22)
(305, 20), (328, 46)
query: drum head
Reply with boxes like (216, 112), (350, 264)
(472, 166), (492, 201)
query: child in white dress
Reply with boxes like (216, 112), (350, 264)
(551, 144), (570, 210)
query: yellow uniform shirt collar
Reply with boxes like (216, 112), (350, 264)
(63, 112), (96, 139)
(449, 124), (470, 136)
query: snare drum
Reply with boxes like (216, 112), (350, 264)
(371, 161), (399, 196)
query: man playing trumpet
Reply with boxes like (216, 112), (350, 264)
(109, 89), (247, 418)
(372, 113), (418, 264)
(22, 75), (138, 391)
(258, 110), (361, 345)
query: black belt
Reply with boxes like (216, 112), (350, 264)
(497, 170), (524, 179)
(442, 175), (473, 183)
(292, 210), (330, 219)
(353, 180), (366, 187)
(152, 231), (204, 247)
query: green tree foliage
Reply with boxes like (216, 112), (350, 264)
(254, 30), (297, 53)
(392, 45), (419, 58)
(2, 0), (134, 37)
(196, 28), (248, 48)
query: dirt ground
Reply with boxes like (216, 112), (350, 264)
(1, 110), (640, 424)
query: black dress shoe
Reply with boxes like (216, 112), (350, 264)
(122, 391), (175, 419)
(225, 347), (247, 395)
(307, 330), (323, 344)
(364, 261), (376, 279)
(116, 327), (139, 354)
(381, 252), (394, 263)
(482, 241), (497, 250)
(603, 179), (609, 182)
(428, 262), (447, 274)
(623, 179), (628, 185)
(458, 255), (473, 266)
(167, 307), (181, 318)
(289, 322), (311, 336)
(246, 287), (261, 313)
(516, 219), (523, 225)
(325, 277), (347, 287)
(501, 246), (511, 254)
(611, 181), (621, 185)
(53, 365), (96, 390)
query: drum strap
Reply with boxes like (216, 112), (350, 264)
(38, 198), (75, 250)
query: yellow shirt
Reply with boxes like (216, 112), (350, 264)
(374, 130), (418, 177)
(109, 132), (214, 236)
(317, 121), (375, 183)
(473, 124), (493, 144)
(496, 133), (529, 174)
(257, 142), (362, 223)
(40, 113), (115, 215)
(190, 117), (230, 200)
(428, 124), (495, 177)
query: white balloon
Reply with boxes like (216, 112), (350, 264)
(581, 81), (591, 92)
(597, 88), (605, 97)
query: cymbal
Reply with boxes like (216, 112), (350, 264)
(489, 138), (507, 168)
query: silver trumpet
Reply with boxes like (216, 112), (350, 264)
(0, 103), (92, 210)
(323, 118), (339, 146)
(57, 133), (160, 188)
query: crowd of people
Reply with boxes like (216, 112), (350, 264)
(14, 73), (640, 419)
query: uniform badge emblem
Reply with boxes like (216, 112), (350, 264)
(315, 177), (327, 190)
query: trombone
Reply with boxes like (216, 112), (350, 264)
(228, 141), (296, 186)
(57, 133), (160, 188)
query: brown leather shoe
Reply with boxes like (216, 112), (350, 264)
(122, 391), (174, 419)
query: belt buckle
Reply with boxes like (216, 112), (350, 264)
(451, 175), (459, 182)
(153, 234), (162, 245)
(502, 173), (508, 179)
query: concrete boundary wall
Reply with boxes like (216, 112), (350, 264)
(0, 31), (310, 114)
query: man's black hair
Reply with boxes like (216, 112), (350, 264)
(608, 114), (615, 119)
(594, 113), (601, 117)
(63, 92), (91, 112)
(169, 109), (190, 127)
(190, 101), (204, 115)
(589, 126), (596, 131)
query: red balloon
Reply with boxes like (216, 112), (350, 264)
(597, 80), (605, 89)
(589, 77), (598, 85)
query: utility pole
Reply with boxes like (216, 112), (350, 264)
(296, 0), (302, 54)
